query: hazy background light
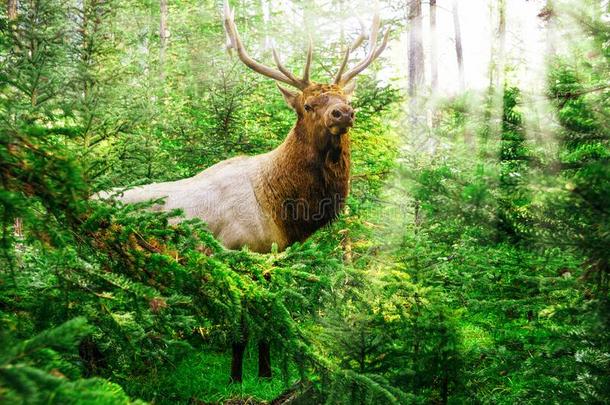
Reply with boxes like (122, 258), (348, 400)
(235, 0), (594, 96)
(382, 0), (549, 95)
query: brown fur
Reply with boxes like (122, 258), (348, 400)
(255, 84), (351, 245)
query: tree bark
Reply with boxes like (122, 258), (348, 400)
(258, 341), (272, 378)
(7, 0), (17, 20)
(14, 217), (22, 238)
(159, 0), (169, 80)
(408, 0), (424, 129)
(439, 314), (449, 404)
(494, 0), (506, 88)
(452, 0), (465, 91)
(261, 0), (271, 49)
(430, 0), (438, 93)
(230, 340), (247, 383)
(408, 0), (424, 99)
(8, 0), (20, 236)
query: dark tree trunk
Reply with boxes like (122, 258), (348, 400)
(430, 0), (438, 93)
(440, 314), (449, 404)
(258, 341), (272, 378)
(79, 338), (107, 377)
(230, 340), (247, 383)
(452, 0), (465, 91)
(230, 340), (247, 384)
(441, 372), (449, 404)
(8, 1), (20, 234)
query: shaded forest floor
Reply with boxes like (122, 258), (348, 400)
(123, 348), (299, 404)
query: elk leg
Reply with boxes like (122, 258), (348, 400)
(258, 340), (272, 378)
(230, 339), (247, 383)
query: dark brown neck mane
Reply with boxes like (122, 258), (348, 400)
(258, 118), (351, 244)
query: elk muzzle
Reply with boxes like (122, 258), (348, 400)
(326, 104), (354, 135)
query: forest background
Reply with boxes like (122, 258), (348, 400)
(0, 0), (608, 404)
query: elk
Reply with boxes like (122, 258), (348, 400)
(101, 0), (389, 383)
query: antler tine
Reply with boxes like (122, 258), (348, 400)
(335, 18), (368, 84)
(338, 14), (390, 86)
(349, 18), (368, 52)
(223, 0), (306, 89)
(371, 31), (390, 60)
(369, 14), (380, 49)
(272, 49), (301, 84)
(334, 48), (350, 84)
(302, 37), (313, 84)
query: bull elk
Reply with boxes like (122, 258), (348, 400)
(101, 0), (389, 383)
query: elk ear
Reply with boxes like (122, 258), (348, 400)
(276, 84), (299, 110)
(343, 80), (356, 98)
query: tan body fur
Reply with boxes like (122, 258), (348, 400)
(104, 85), (351, 253)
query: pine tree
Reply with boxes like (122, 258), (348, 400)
(497, 87), (532, 242)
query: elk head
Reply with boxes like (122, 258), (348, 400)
(223, 1), (390, 141)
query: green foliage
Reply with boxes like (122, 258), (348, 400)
(497, 87), (532, 242)
(0, 317), (143, 404)
(1, 0), (609, 404)
(547, 57), (610, 289)
(124, 347), (298, 403)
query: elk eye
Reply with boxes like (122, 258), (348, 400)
(304, 104), (313, 112)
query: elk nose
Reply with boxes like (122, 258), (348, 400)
(330, 105), (354, 126)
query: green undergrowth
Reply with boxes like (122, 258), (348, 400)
(123, 346), (299, 404)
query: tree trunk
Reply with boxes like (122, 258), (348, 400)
(539, 0), (556, 59)
(159, 0), (169, 80)
(439, 314), (449, 404)
(441, 373), (449, 404)
(261, 0), (271, 49)
(495, 0), (506, 88)
(411, 293), (421, 390)
(408, 0), (425, 144)
(430, 0), (438, 93)
(230, 340), (247, 383)
(7, 0), (17, 20)
(408, 0), (424, 100)
(452, 0), (465, 91)
(14, 217), (22, 238)
(258, 341), (272, 378)
(80, 0), (90, 148)
(8, 0), (19, 236)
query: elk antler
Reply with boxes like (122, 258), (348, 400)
(224, 0), (311, 90)
(350, 18), (368, 52)
(334, 15), (390, 86)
